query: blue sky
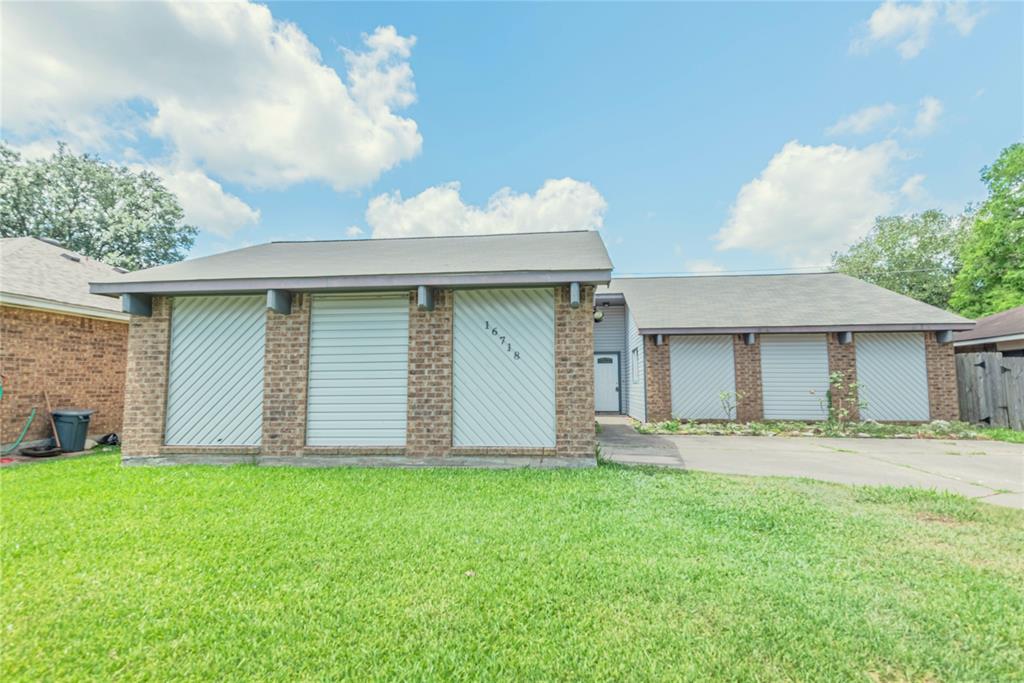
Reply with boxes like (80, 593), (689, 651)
(3, 1), (1021, 275)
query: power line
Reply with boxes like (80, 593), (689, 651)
(616, 266), (952, 277)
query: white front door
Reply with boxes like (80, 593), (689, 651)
(594, 353), (620, 412)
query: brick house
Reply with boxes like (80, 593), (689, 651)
(91, 231), (610, 467)
(1, 237), (129, 449)
(598, 275), (972, 425)
(90, 231), (973, 468)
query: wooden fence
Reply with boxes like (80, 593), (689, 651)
(956, 352), (1024, 430)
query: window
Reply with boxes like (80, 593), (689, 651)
(631, 347), (640, 383)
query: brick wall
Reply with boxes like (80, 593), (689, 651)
(925, 333), (959, 421)
(118, 285), (598, 461)
(826, 333), (860, 422)
(644, 336), (672, 422)
(555, 284), (596, 457)
(261, 294), (310, 455)
(0, 305), (128, 445)
(121, 296), (171, 456)
(733, 334), (763, 422)
(407, 289), (453, 456)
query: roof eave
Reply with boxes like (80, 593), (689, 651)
(90, 269), (613, 297)
(639, 322), (975, 335)
(954, 332), (1024, 346)
(0, 291), (129, 322)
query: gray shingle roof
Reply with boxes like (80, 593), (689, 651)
(954, 305), (1024, 343)
(0, 237), (126, 317)
(600, 273), (973, 332)
(91, 230), (613, 295)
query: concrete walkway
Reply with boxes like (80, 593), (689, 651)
(598, 416), (1024, 509)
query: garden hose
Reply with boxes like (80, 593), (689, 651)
(1, 408), (37, 455)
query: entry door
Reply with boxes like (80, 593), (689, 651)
(594, 353), (620, 412)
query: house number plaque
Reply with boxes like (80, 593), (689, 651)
(484, 321), (522, 360)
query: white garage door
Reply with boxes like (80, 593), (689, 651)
(165, 295), (266, 446)
(670, 335), (736, 419)
(856, 332), (929, 421)
(306, 294), (409, 446)
(761, 334), (829, 421)
(453, 288), (555, 448)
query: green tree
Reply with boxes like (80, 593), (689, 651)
(831, 210), (965, 309)
(950, 143), (1024, 317)
(0, 142), (197, 270)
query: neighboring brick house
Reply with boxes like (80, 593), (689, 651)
(0, 237), (129, 448)
(91, 231), (610, 467)
(598, 274), (972, 425)
(953, 305), (1024, 356)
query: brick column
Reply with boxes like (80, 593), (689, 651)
(261, 294), (310, 455)
(121, 296), (171, 456)
(827, 333), (859, 421)
(406, 289), (453, 456)
(733, 334), (763, 422)
(644, 335), (671, 422)
(925, 333), (959, 421)
(554, 284), (596, 457)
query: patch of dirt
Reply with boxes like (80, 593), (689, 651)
(917, 512), (962, 525)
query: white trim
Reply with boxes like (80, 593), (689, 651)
(954, 333), (1024, 347)
(0, 292), (129, 322)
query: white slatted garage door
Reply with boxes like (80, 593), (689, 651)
(761, 334), (829, 421)
(670, 335), (736, 419)
(165, 295), (266, 446)
(453, 288), (555, 448)
(856, 332), (929, 421)
(306, 294), (409, 446)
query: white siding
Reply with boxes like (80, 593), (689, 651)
(670, 335), (736, 419)
(453, 288), (555, 448)
(594, 304), (627, 413)
(761, 334), (830, 421)
(164, 295), (265, 446)
(306, 294), (409, 446)
(625, 307), (646, 422)
(856, 332), (929, 421)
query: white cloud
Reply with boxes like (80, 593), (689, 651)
(909, 96), (944, 136)
(345, 226), (365, 237)
(826, 103), (897, 135)
(143, 163), (261, 237)
(1, 2), (421, 193)
(900, 173), (927, 200)
(945, 1), (987, 34)
(365, 178), (607, 239)
(684, 260), (725, 274)
(852, 1), (987, 59)
(714, 140), (906, 265)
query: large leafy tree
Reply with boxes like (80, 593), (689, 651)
(950, 143), (1024, 318)
(0, 143), (197, 270)
(831, 210), (965, 310)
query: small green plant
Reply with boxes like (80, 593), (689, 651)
(718, 390), (747, 419)
(813, 372), (866, 428)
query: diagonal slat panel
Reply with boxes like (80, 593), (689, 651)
(165, 295), (266, 446)
(670, 335), (736, 419)
(453, 288), (555, 448)
(856, 332), (929, 421)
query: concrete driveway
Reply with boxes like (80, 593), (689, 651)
(597, 416), (1024, 509)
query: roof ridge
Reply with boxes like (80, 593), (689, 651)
(268, 229), (593, 244)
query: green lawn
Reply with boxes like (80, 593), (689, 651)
(3, 451), (1023, 681)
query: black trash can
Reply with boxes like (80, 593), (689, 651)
(52, 409), (94, 452)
